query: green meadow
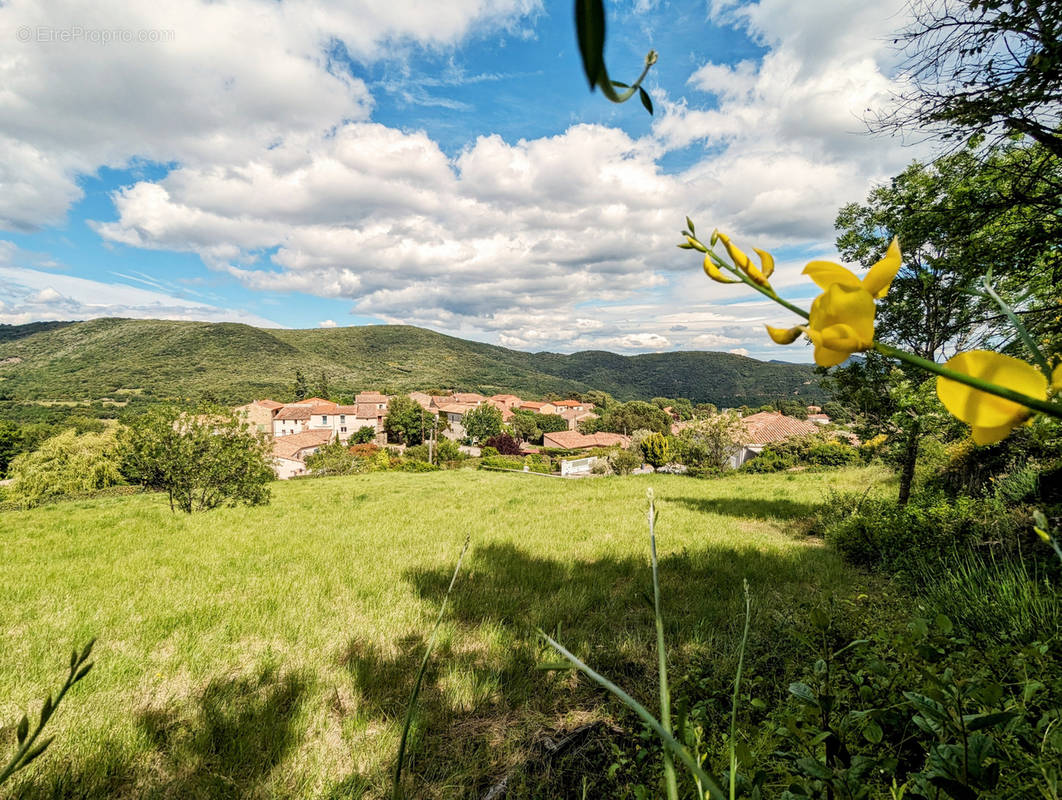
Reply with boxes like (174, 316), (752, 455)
(0, 467), (895, 798)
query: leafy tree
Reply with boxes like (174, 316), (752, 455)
(509, 411), (542, 443)
(462, 404), (503, 444)
(609, 447), (643, 475)
(595, 401), (671, 435)
(640, 431), (671, 468)
(484, 433), (523, 455)
(384, 395), (425, 445)
(877, 0), (1062, 158)
(118, 405), (272, 513)
(0, 421), (21, 476)
(533, 413), (569, 435)
(350, 425), (376, 444)
(775, 399), (809, 419)
(6, 428), (124, 508)
(674, 413), (745, 470)
(580, 390), (614, 410)
(304, 441), (363, 476)
(292, 369), (308, 402)
(821, 401), (850, 423)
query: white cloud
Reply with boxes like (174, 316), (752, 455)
(0, 264), (282, 327)
(319, 319), (337, 328)
(0, 0), (540, 230)
(728, 347), (749, 356)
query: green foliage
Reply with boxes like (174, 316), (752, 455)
(0, 639), (95, 786)
(117, 405), (272, 513)
(292, 369), (307, 402)
(435, 438), (462, 464)
(774, 399), (809, 418)
(6, 428), (124, 508)
(349, 425), (376, 444)
(0, 319), (823, 407)
(744, 434), (860, 472)
(818, 491), (1015, 576)
(384, 395), (426, 446)
(532, 413), (568, 435)
(303, 441), (365, 476)
(594, 401), (672, 435)
(640, 432), (671, 468)
(739, 450), (794, 473)
(608, 447), (643, 475)
(674, 413), (744, 470)
(0, 420), (21, 476)
(509, 410), (542, 443)
(461, 404), (503, 444)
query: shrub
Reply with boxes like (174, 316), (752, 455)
(397, 459), (439, 472)
(350, 425), (377, 444)
(609, 448), (643, 475)
(484, 433), (523, 455)
(640, 432), (670, 468)
(479, 446), (499, 457)
(304, 441), (365, 475)
(404, 444), (430, 462)
(7, 428), (125, 508)
(739, 450), (794, 473)
(819, 491), (1014, 576)
(436, 438), (463, 463)
(804, 440), (859, 467)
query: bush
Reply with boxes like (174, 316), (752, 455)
(304, 441), (366, 475)
(6, 428), (125, 508)
(739, 450), (794, 473)
(609, 448), (643, 475)
(397, 459), (439, 472)
(804, 440), (859, 467)
(640, 432), (670, 468)
(350, 425), (377, 444)
(484, 433), (523, 455)
(479, 446), (499, 457)
(404, 444), (430, 462)
(819, 491), (1016, 576)
(436, 438), (463, 463)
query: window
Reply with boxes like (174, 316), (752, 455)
(339, 415), (345, 424)
(340, 426), (347, 433)
(321, 415), (329, 424)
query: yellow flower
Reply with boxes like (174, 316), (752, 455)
(805, 283), (876, 367)
(936, 350), (1050, 445)
(764, 238), (902, 367)
(703, 254), (738, 284)
(711, 231), (773, 287)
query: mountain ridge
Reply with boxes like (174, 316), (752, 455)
(0, 318), (824, 406)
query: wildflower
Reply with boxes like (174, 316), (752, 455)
(765, 238), (901, 367)
(935, 350), (1054, 444)
(711, 231), (773, 288)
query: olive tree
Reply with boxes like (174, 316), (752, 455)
(118, 405), (273, 513)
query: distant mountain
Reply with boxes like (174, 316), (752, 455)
(0, 318), (824, 407)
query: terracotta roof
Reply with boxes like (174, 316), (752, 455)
(490, 394), (521, 402)
(409, 392), (433, 409)
(808, 414), (831, 422)
(272, 429), (334, 460)
(438, 403), (477, 415)
(542, 431), (630, 449)
(257, 399), (283, 409)
(309, 403), (339, 415)
(355, 403), (386, 418)
(299, 397), (334, 406)
(452, 392), (486, 403)
(807, 405), (822, 413)
(560, 409), (596, 421)
(553, 400), (582, 408)
(741, 412), (819, 445)
(335, 405), (359, 414)
(519, 401), (553, 411)
(275, 406), (312, 420)
(355, 392), (389, 403)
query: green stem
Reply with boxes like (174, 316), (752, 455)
(729, 580), (751, 800)
(874, 342), (1062, 420)
(705, 250), (810, 321)
(648, 498), (679, 800)
(540, 632), (727, 800)
(599, 51), (657, 103)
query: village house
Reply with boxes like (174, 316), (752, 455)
(553, 399), (593, 413)
(271, 429), (335, 479)
(489, 394), (522, 410)
(451, 392), (487, 405)
(729, 411), (820, 468)
(559, 408), (598, 430)
(437, 403), (479, 440)
(519, 400), (558, 415)
(234, 399), (283, 433)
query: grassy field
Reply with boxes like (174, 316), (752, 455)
(0, 466), (894, 798)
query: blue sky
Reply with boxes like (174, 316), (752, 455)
(0, 0), (924, 360)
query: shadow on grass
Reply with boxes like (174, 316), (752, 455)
(9, 665), (334, 800)
(671, 495), (820, 521)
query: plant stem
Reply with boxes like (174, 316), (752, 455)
(648, 496), (679, 800)
(874, 342), (1062, 420)
(980, 277), (1052, 375)
(729, 580), (751, 800)
(705, 250), (810, 320)
(393, 535), (471, 800)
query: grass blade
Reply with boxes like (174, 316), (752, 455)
(648, 490), (679, 800)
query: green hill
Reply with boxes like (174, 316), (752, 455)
(0, 318), (823, 406)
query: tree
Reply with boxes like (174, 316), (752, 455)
(595, 401), (671, 435)
(533, 413), (569, 435)
(293, 369), (308, 402)
(0, 421), (21, 477)
(462, 404), (503, 444)
(640, 432), (671, 468)
(877, 0), (1062, 158)
(6, 428), (124, 508)
(509, 411), (542, 443)
(674, 413), (745, 470)
(350, 425), (376, 444)
(384, 396), (425, 445)
(118, 405), (273, 513)
(304, 441), (363, 476)
(484, 433), (523, 455)
(775, 399), (809, 419)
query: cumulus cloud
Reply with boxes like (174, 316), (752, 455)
(319, 319), (338, 328)
(0, 0), (540, 229)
